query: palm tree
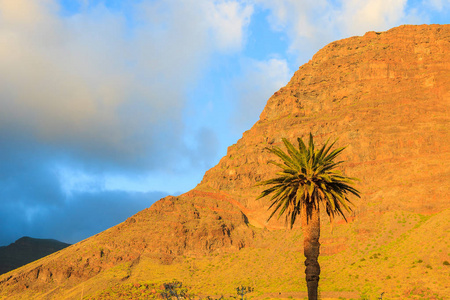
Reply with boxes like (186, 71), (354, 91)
(256, 134), (360, 300)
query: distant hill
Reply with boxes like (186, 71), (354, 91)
(0, 237), (70, 275)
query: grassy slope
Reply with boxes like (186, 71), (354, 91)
(18, 209), (447, 300)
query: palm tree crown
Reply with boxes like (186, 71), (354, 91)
(257, 134), (360, 227)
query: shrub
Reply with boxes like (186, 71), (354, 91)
(236, 285), (254, 300)
(161, 281), (193, 300)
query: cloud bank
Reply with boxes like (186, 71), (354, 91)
(0, 0), (254, 245)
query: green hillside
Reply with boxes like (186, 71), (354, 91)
(16, 209), (447, 300)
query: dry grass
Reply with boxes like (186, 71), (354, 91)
(39, 209), (449, 300)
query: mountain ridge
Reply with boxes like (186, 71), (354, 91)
(0, 237), (70, 276)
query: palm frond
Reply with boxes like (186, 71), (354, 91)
(257, 133), (361, 226)
(282, 138), (303, 168)
(268, 146), (298, 170)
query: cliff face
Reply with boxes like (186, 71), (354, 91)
(1, 24), (449, 299)
(199, 24), (449, 226)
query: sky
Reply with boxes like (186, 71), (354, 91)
(0, 0), (448, 246)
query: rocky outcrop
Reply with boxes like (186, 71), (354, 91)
(199, 24), (450, 226)
(0, 191), (254, 295)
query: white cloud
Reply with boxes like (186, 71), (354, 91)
(0, 0), (134, 148)
(0, 0), (254, 174)
(205, 0), (254, 52)
(337, 0), (408, 36)
(259, 0), (328, 38)
(0, 0), (57, 25)
(428, 0), (450, 10)
(257, 0), (332, 58)
(256, 0), (439, 65)
(231, 57), (291, 129)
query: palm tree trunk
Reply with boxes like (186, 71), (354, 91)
(301, 204), (321, 300)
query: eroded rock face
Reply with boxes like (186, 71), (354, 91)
(1, 24), (449, 298)
(199, 24), (450, 226)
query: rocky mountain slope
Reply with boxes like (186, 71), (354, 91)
(0, 237), (70, 275)
(0, 24), (449, 300)
(200, 24), (449, 222)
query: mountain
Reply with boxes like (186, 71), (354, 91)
(0, 24), (449, 300)
(0, 237), (70, 275)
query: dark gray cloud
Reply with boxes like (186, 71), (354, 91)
(0, 130), (167, 245)
(0, 189), (166, 246)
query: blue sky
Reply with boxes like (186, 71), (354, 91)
(0, 0), (448, 246)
